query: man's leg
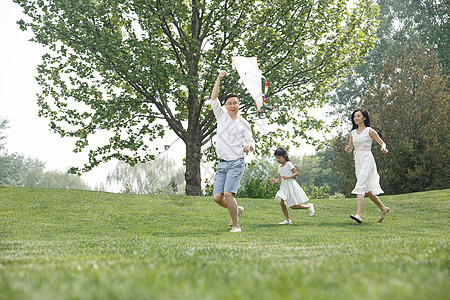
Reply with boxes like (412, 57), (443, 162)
(224, 191), (239, 228)
(213, 193), (227, 208)
(213, 162), (227, 208)
(223, 158), (245, 230)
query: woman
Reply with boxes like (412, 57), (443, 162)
(345, 109), (390, 223)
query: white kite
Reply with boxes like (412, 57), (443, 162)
(231, 56), (268, 115)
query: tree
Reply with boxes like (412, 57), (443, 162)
(331, 42), (449, 195)
(329, 0), (449, 122)
(394, 0), (450, 75)
(295, 149), (340, 194)
(1, 116), (88, 189)
(106, 156), (185, 194)
(0, 117), (45, 186)
(329, 133), (357, 197)
(22, 168), (89, 189)
(0, 117), (7, 151)
(364, 42), (449, 193)
(15, 0), (379, 195)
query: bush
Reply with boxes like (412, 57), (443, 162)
(301, 184), (331, 199)
(237, 176), (278, 199)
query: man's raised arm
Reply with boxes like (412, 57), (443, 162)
(211, 71), (226, 100)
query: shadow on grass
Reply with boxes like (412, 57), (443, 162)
(251, 223), (311, 228)
(150, 229), (232, 236)
(316, 222), (379, 228)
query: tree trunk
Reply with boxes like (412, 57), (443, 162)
(184, 5), (203, 196)
(185, 136), (202, 196)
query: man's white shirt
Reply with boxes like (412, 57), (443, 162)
(210, 98), (255, 161)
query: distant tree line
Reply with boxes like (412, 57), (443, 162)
(0, 117), (88, 190)
(106, 158), (185, 194)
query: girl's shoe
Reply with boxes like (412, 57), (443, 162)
(279, 220), (292, 225)
(379, 207), (390, 222)
(308, 204), (315, 217)
(229, 226), (241, 233)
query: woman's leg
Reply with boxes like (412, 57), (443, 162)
(356, 194), (364, 218)
(365, 191), (385, 209)
(350, 194), (364, 223)
(366, 191), (389, 221)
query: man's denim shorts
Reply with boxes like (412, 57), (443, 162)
(213, 157), (245, 195)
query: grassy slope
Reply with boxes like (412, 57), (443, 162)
(0, 186), (449, 300)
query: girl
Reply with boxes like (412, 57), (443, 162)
(269, 147), (315, 224)
(345, 108), (390, 223)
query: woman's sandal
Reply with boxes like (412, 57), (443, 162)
(350, 214), (362, 223)
(379, 207), (390, 222)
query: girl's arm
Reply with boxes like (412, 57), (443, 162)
(269, 173), (282, 184)
(369, 128), (388, 154)
(345, 132), (353, 153)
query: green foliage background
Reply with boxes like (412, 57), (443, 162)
(330, 42), (449, 196)
(328, 0), (449, 196)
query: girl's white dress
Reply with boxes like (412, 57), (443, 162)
(275, 161), (309, 206)
(351, 127), (384, 195)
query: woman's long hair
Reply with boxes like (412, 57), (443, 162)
(351, 108), (382, 137)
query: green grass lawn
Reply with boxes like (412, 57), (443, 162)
(0, 186), (448, 300)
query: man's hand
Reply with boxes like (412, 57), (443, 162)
(243, 145), (254, 153)
(218, 70), (226, 79)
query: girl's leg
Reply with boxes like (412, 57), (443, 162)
(290, 204), (311, 209)
(291, 203), (315, 217)
(280, 200), (290, 221)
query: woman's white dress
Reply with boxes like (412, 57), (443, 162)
(275, 161), (309, 206)
(351, 127), (384, 195)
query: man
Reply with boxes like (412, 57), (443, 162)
(210, 71), (255, 233)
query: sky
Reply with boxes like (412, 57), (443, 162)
(0, 1), (126, 190)
(0, 1), (326, 192)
